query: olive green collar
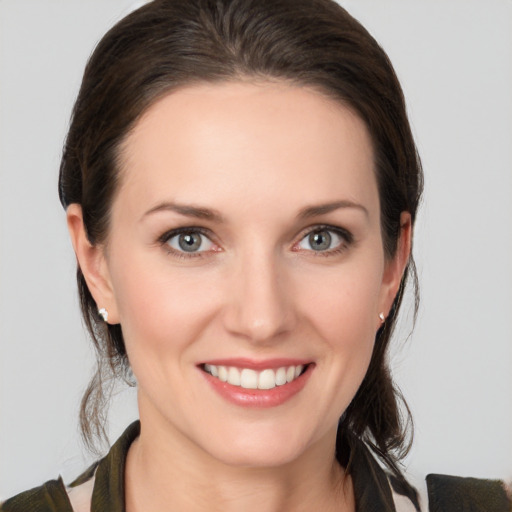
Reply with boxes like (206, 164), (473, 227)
(69, 421), (141, 512)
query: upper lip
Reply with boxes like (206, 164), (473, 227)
(198, 358), (312, 370)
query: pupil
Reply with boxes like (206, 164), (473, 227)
(309, 231), (331, 251)
(178, 233), (201, 252)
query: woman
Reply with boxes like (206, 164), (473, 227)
(1, 1), (510, 511)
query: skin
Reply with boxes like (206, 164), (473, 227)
(67, 81), (411, 512)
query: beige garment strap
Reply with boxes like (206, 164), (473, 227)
(392, 489), (421, 512)
(390, 474), (428, 512)
(66, 475), (95, 512)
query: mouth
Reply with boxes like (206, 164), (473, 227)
(201, 363), (309, 390)
(198, 359), (314, 407)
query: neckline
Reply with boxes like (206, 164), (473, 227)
(74, 420), (398, 512)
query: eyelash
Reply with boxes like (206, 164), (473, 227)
(157, 224), (354, 259)
(294, 224), (354, 257)
(157, 227), (216, 260)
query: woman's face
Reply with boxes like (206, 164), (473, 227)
(80, 82), (406, 467)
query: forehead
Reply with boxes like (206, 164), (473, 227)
(117, 81), (377, 218)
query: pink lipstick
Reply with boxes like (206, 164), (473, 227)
(198, 359), (314, 408)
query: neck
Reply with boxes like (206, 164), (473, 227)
(125, 405), (354, 512)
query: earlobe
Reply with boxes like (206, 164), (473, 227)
(66, 204), (119, 324)
(379, 212), (412, 321)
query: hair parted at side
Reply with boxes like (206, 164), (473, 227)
(59, 0), (422, 489)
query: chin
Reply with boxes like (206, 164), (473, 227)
(210, 442), (306, 469)
(197, 421), (322, 469)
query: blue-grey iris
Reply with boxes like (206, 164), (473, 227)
(178, 233), (202, 252)
(309, 230), (331, 251)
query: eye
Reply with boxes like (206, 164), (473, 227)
(296, 227), (350, 253)
(165, 230), (215, 253)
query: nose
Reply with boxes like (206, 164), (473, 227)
(222, 248), (296, 344)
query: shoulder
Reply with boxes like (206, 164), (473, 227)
(426, 474), (511, 512)
(0, 462), (100, 512)
(1, 422), (139, 512)
(0, 478), (73, 512)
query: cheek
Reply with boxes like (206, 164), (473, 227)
(108, 252), (222, 358)
(294, 257), (384, 404)
(297, 258), (383, 345)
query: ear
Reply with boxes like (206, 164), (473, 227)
(66, 204), (119, 324)
(378, 212), (412, 326)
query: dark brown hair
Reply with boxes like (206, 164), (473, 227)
(59, 0), (423, 491)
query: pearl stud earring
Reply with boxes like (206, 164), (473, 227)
(98, 308), (109, 322)
(378, 312), (385, 323)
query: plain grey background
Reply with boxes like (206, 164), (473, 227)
(1, 0), (511, 500)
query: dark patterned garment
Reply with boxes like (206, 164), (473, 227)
(1, 422), (510, 512)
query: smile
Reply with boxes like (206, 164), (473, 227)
(203, 364), (306, 390)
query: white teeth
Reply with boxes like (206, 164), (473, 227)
(218, 366), (228, 382)
(227, 367), (241, 386)
(258, 369), (275, 390)
(204, 363), (307, 389)
(240, 369), (258, 389)
(275, 367), (287, 386)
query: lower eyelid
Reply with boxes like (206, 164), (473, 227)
(164, 247), (206, 259)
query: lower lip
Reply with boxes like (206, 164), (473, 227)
(200, 365), (313, 408)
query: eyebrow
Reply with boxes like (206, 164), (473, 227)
(141, 202), (225, 223)
(297, 200), (369, 219)
(141, 199), (368, 223)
